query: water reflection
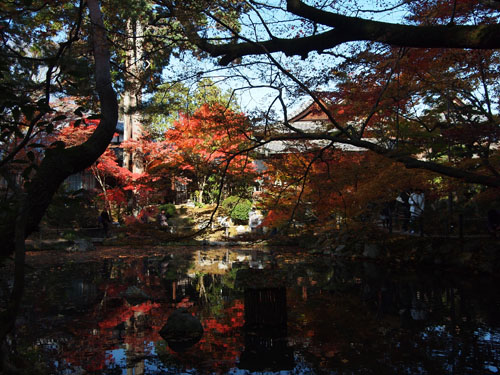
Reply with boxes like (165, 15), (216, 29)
(3, 248), (500, 374)
(240, 286), (293, 372)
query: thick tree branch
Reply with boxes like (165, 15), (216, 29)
(261, 132), (500, 187)
(287, 0), (500, 49)
(194, 0), (500, 65)
(186, 2), (500, 188)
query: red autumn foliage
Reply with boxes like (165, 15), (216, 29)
(168, 105), (255, 168)
(56, 119), (138, 211)
(259, 149), (435, 228)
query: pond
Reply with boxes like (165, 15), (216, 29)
(2, 247), (500, 374)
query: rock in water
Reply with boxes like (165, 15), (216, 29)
(122, 286), (151, 305)
(159, 308), (204, 352)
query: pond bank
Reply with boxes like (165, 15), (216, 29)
(23, 227), (500, 276)
(320, 234), (500, 275)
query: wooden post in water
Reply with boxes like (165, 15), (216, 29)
(459, 214), (464, 240)
(239, 286), (293, 371)
(243, 287), (287, 330)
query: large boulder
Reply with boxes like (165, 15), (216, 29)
(159, 308), (204, 352)
(122, 286), (151, 305)
(66, 238), (95, 252)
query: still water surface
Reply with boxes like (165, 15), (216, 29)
(6, 247), (500, 374)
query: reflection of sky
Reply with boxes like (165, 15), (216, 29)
(227, 355), (318, 375)
(104, 342), (320, 375)
(105, 349), (127, 373)
(421, 325), (500, 375)
(106, 342), (200, 374)
(15, 250), (500, 375)
(479, 330), (500, 342)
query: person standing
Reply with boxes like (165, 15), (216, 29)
(409, 189), (425, 235)
(157, 209), (169, 229)
(396, 189), (411, 232)
(99, 210), (112, 237)
(487, 209), (500, 237)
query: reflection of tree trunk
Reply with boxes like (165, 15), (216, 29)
(198, 275), (208, 302)
(172, 281), (177, 301)
(244, 288), (287, 330)
(126, 343), (145, 375)
(123, 18), (144, 174)
(240, 287), (293, 371)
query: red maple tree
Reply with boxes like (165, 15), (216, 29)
(155, 103), (257, 205)
(57, 119), (133, 213)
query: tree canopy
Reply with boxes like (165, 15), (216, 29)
(1, 0), (500, 259)
(180, 0), (500, 188)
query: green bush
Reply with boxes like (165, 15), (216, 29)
(43, 188), (99, 228)
(159, 203), (176, 218)
(62, 231), (78, 241)
(221, 196), (252, 223)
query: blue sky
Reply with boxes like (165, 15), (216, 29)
(160, 1), (411, 118)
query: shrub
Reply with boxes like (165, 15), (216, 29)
(62, 230), (78, 241)
(221, 196), (252, 223)
(159, 203), (176, 218)
(43, 188), (99, 228)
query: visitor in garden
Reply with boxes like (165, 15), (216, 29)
(99, 210), (112, 237)
(380, 201), (394, 230)
(409, 189), (425, 235)
(396, 189), (411, 232)
(157, 209), (169, 229)
(248, 208), (263, 233)
(487, 209), (500, 238)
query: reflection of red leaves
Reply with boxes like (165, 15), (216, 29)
(176, 297), (194, 309)
(56, 257), (248, 374)
(131, 301), (160, 313)
(196, 299), (245, 369)
(100, 283), (127, 297)
(98, 303), (132, 329)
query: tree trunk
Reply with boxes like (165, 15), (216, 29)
(197, 177), (207, 205)
(1, 0), (118, 257)
(92, 165), (111, 215)
(123, 18), (144, 174)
